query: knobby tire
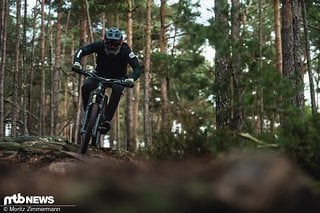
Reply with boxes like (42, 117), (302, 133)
(80, 103), (99, 154)
(92, 131), (101, 147)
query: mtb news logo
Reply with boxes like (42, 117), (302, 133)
(3, 193), (54, 206)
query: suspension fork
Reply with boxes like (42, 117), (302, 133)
(80, 84), (105, 134)
(92, 84), (108, 134)
(80, 100), (95, 134)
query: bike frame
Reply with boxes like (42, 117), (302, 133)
(80, 82), (108, 147)
(75, 69), (134, 154)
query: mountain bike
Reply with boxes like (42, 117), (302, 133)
(73, 68), (134, 154)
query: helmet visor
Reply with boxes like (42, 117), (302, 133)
(105, 39), (122, 50)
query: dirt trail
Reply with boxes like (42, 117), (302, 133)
(0, 138), (319, 213)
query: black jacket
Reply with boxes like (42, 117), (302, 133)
(74, 41), (141, 80)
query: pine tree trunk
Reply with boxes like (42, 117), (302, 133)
(12, 0), (21, 137)
(0, 0), (8, 137)
(214, 0), (232, 129)
(281, 0), (294, 111)
(281, 0), (304, 118)
(125, 0), (135, 151)
(274, 0), (282, 74)
(74, 0), (87, 144)
(62, 9), (71, 138)
(133, 82), (140, 147)
(69, 33), (76, 142)
(101, 12), (106, 37)
(27, 1), (38, 134)
(231, 0), (243, 131)
(0, 0), (2, 51)
(132, 2), (140, 151)
(21, 0), (28, 135)
(48, 2), (54, 136)
(85, 0), (95, 64)
(302, 0), (316, 114)
(52, 0), (62, 135)
(160, 0), (169, 132)
(0, 0), (3, 137)
(39, 0), (46, 135)
(271, 0), (282, 132)
(292, 0), (304, 110)
(144, 0), (152, 147)
(85, 0), (93, 43)
(256, 0), (264, 134)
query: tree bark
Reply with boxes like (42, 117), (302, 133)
(281, 0), (304, 117)
(61, 8), (71, 138)
(0, 0), (2, 50)
(12, 0), (21, 137)
(271, 0), (282, 132)
(133, 79), (140, 147)
(125, 0), (135, 151)
(21, 0), (28, 135)
(281, 0), (294, 108)
(302, 0), (316, 114)
(0, 0), (2, 136)
(85, 0), (95, 63)
(292, 0), (304, 110)
(231, 0), (243, 132)
(160, 0), (169, 133)
(144, 0), (152, 147)
(52, 0), (62, 135)
(74, 0), (87, 144)
(70, 33), (76, 142)
(47, 3), (54, 136)
(0, 0), (8, 137)
(132, 2), (140, 151)
(39, 0), (46, 135)
(26, 1), (38, 135)
(256, 0), (264, 133)
(274, 0), (282, 74)
(214, 0), (232, 129)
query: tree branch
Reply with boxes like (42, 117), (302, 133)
(239, 132), (279, 148)
(308, 24), (320, 31)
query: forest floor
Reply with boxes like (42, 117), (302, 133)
(0, 136), (319, 213)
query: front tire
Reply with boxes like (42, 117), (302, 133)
(92, 131), (102, 147)
(80, 103), (99, 154)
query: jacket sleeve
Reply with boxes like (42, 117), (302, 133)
(73, 41), (101, 63)
(128, 51), (142, 81)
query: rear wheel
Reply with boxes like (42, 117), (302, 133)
(80, 103), (99, 154)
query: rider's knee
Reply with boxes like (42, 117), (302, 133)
(112, 84), (124, 95)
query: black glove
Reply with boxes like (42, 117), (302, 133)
(72, 62), (82, 73)
(124, 78), (134, 87)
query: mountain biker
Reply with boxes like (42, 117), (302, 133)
(72, 27), (142, 134)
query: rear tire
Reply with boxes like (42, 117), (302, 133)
(80, 103), (99, 154)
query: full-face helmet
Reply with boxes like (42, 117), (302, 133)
(104, 27), (123, 55)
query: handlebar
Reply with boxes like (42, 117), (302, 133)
(72, 68), (134, 88)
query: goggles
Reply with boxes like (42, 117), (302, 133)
(105, 39), (122, 49)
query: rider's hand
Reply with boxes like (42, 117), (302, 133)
(124, 78), (134, 87)
(125, 78), (134, 84)
(73, 62), (82, 72)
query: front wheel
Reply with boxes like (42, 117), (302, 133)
(92, 131), (102, 147)
(80, 103), (99, 154)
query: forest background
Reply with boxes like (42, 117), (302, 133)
(1, 0), (320, 180)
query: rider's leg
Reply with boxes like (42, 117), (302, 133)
(100, 84), (124, 134)
(81, 77), (99, 110)
(104, 84), (124, 121)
